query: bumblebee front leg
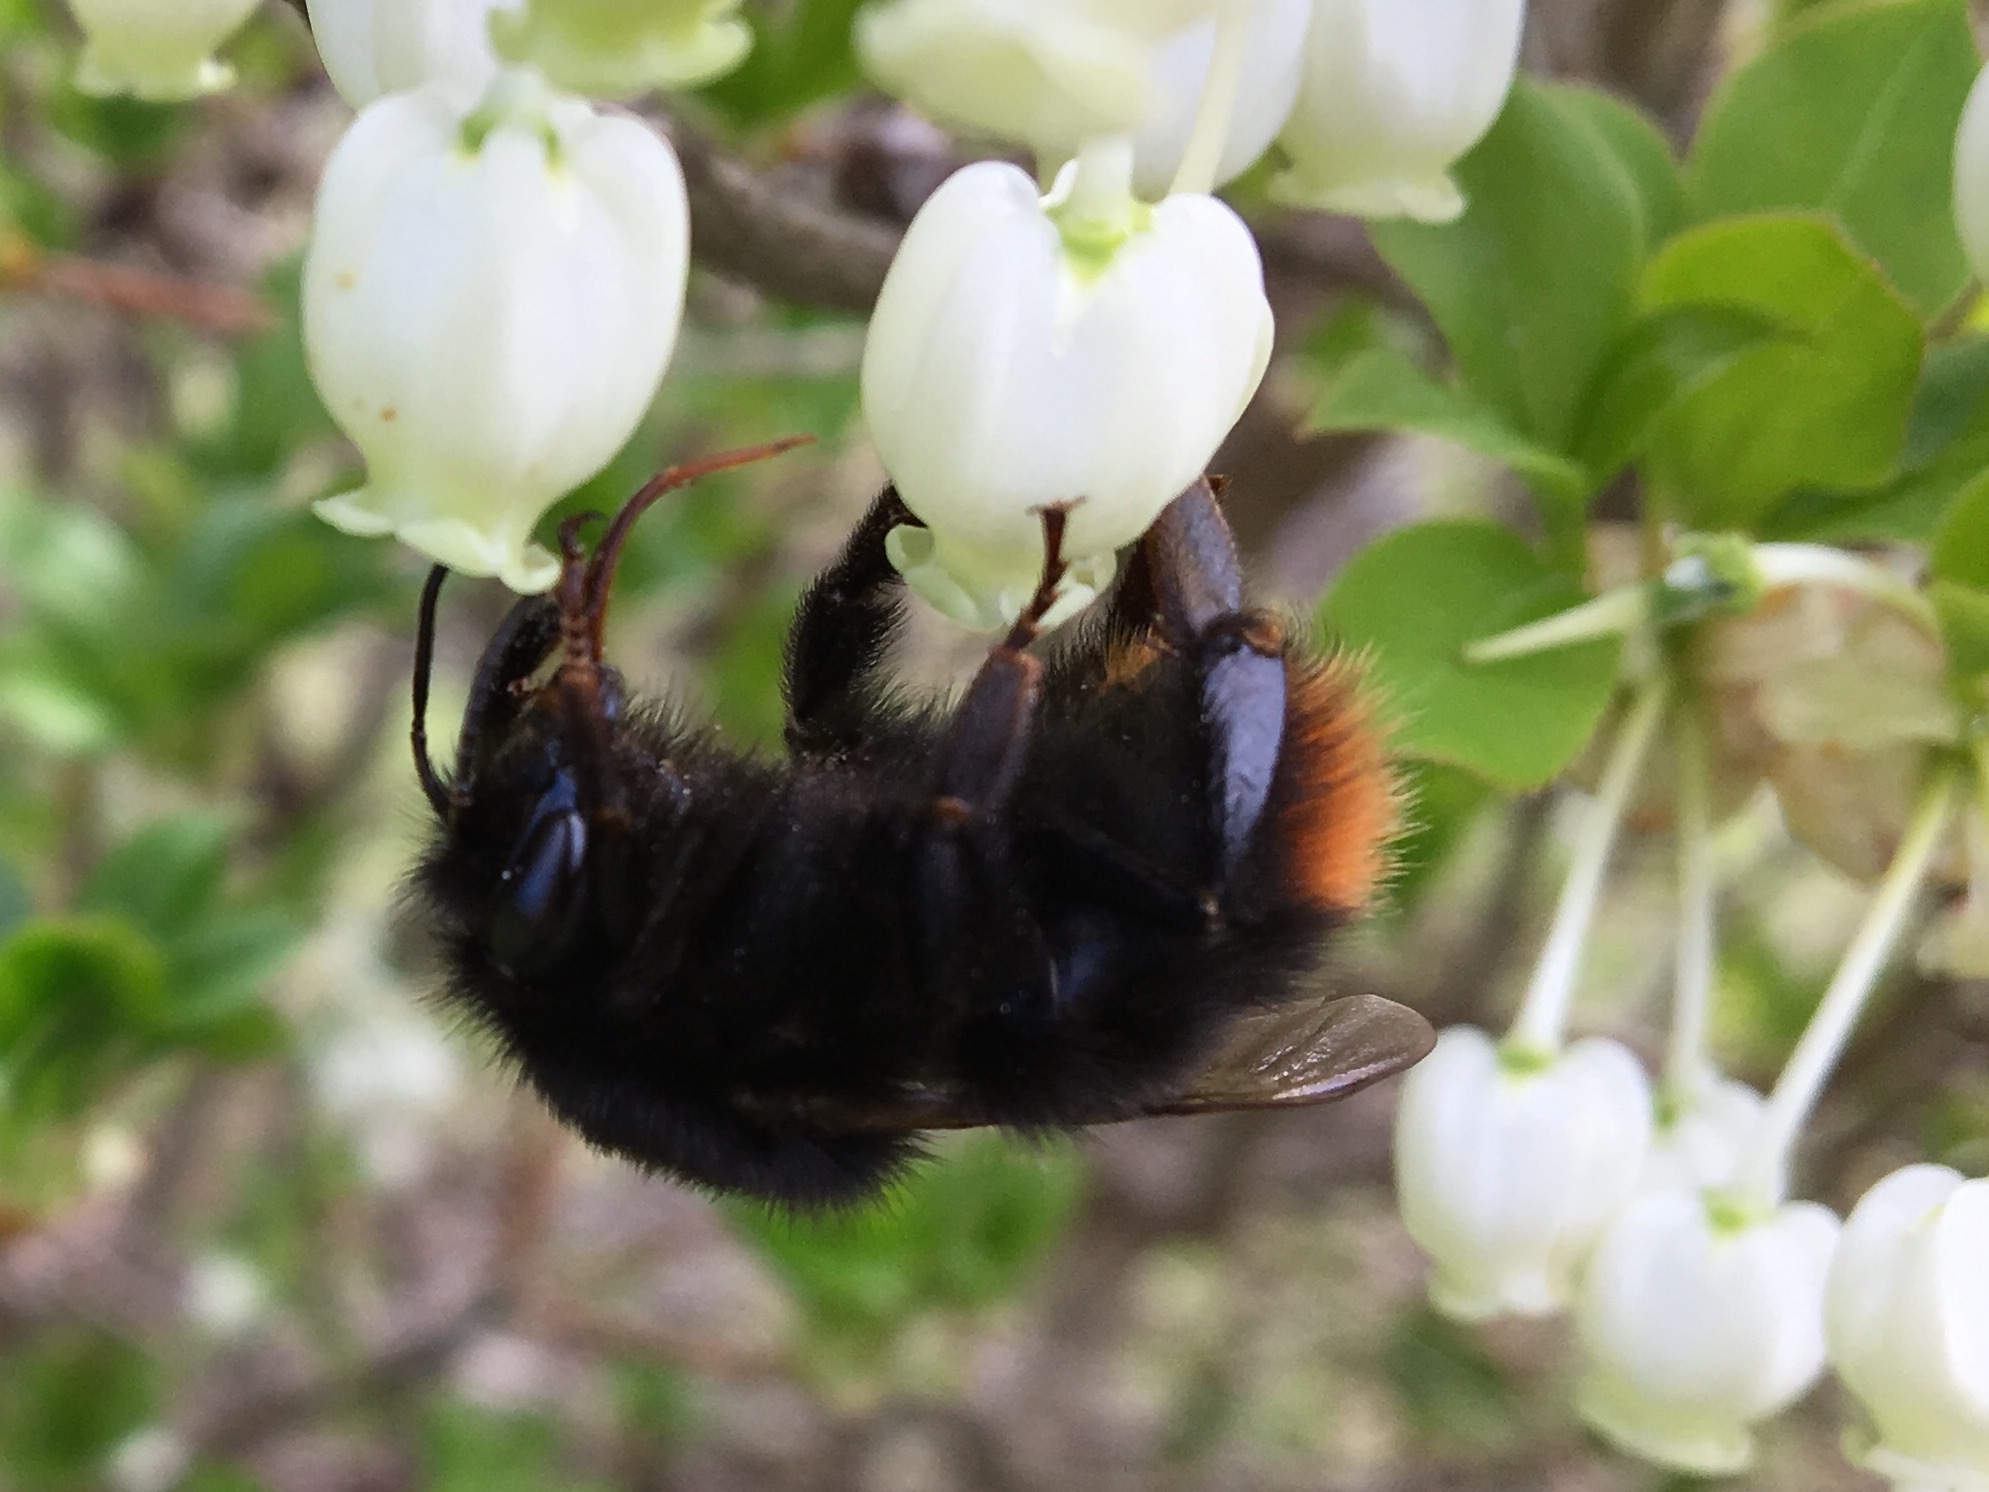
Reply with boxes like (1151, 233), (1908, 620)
(917, 511), (1073, 1103)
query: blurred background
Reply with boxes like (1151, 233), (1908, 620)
(0, 0), (1974, 1488)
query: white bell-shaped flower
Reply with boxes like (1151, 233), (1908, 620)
(1640, 1075), (1768, 1196)
(1956, 64), (1989, 287)
(1271, 0), (1526, 223)
(490, 0), (752, 98)
(63, 0), (261, 100)
(1575, 1190), (1840, 1475)
(858, 0), (1156, 166)
(302, 69), (689, 592)
(1393, 1025), (1653, 1321)
(304, 0), (517, 109)
(1827, 1164), (1989, 1490)
(857, 0), (1227, 167)
(1129, 0), (1311, 198)
(860, 148), (1272, 630)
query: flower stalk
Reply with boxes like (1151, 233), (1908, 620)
(1666, 710), (1717, 1099)
(1507, 675), (1671, 1054)
(1168, 0), (1254, 198)
(1732, 765), (1961, 1208)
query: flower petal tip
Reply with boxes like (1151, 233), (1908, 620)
(1267, 168), (1466, 224)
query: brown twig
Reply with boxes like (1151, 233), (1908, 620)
(0, 232), (275, 336)
(662, 115), (902, 313)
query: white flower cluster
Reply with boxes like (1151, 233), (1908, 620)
(1395, 541), (1989, 1486)
(56, 0), (745, 590)
(292, 0), (743, 590)
(853, 0), (1524, 625)
(55, 0), (1526, 611)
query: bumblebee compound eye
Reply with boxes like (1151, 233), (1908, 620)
(485, 770), (593, 978)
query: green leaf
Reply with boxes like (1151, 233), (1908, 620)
(727, 1134), (1083, 1354)
(164, 910), (296, 1043)
(1932, 579), (1989, 683)
(1369, 81), (1647, 458)
(1572, 303), (1793, 482)
(1319, 522), (1622, 790)
(699, 0), (865, 127)
(78, 813), (235, 941)
(1904, 336), (1989, 471)
(1640, 214), (1923, 528)
(1688, 0), (1977, 315)
(0, 1330), (160, 1486)
(0, 916), (170, 1120)
(1932, 467), (1989, 588)
(423, 1403), (612, 1492)
(1384, 761), (1494, 911)
(1555, 87), (1687, 248)
(1761, 339), (1989, 542)
(1929, 470), (1989, 685)
(1306, 347), (1592, 512)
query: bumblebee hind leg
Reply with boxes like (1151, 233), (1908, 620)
(1136, 478), (1397, 917)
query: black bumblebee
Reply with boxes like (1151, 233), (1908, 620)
(409, 445), (1433, 1206)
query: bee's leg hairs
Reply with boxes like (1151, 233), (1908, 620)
(782, 486), (919, 759)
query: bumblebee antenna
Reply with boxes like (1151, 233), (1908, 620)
(580, 436), (814, 658)
(412, 564), (453, 817)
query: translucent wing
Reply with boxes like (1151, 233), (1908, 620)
(1141, 993), (1435, 1115)
(758, 993), (1434, 1133)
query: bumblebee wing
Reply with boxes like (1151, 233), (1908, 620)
(770, 993), (1434, 1133)
(1142, 993), (1435, 1116)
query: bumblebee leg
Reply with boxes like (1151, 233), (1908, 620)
(448, 589), (562, 805)
(1138, 478), (1394, 913)
(931, 508), (1072, 815)
(782, 486), (918, 758)
(1141, 478), (1289, 883)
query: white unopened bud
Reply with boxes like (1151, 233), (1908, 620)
(1392, 1026), (1653, 1321)
(491, 0), (752, 97)
(304, 0), (518, 109)
(860, 149), (1271, 629)
(303, 70), (689, 591)
(1828, 1164), (1989, 1491)
(63, 0), (261, 100)
(1271, 0), (1525, 223)
(1575, 1190), (1840, 1474)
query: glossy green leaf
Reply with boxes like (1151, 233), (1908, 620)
(1369, 81), (1646, 456)
(1689, 0), (1977, 314)
(1319, 522), (1622, 790)
(1640, 215), (1923, 528)
(1572, 303), (1792, 483)
(1306, 347), (1592, 512)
